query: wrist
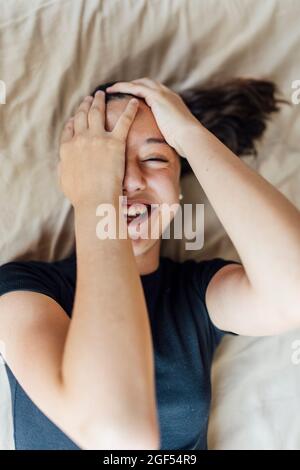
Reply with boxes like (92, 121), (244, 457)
(73, 191), (125, 238)
(73, 185), (122, 213)
(176, 122), (207, 159)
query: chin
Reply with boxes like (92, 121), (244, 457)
(130, 237), (158, 257)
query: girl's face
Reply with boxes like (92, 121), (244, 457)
(105, 97), (181, 258)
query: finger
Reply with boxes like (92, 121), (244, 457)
(113, 98), (139, 140)
(132, 78), (171, 96)
(61, 117), (74, 144)
(131, 77), (160, 89)
(106, 82), (149, 98)
(74, 96), (93, 134)
(106, 82), (157, 108)
(88, 90), (105, 134)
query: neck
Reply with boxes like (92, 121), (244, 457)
(135, 240), (161, 276)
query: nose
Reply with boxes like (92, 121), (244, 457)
(122, 158), (146, 195)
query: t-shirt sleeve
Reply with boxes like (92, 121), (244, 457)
(0, 260), (63, 307)
(192, 257), (242, 345)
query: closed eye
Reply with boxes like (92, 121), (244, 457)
(143, 157), (168, 162)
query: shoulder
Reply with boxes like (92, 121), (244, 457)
(161, 256), (240, 299)
(160, 256), (241, 342)
(188, 257), (241, 298)
(0, 253), (76, 316)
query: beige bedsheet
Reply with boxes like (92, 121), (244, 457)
(0, 0), (300, 449)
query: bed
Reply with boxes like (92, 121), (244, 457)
(0, 0), (300, 449)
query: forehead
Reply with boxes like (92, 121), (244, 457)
(105, 98), (165, 143)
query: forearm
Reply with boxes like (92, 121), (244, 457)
(181, 124), (300, 302)
(61, 196), (159, 448)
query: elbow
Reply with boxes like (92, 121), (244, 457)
(276, 286), (300, 331)
(52, 399), (160, 450)
(260, 289), (300, 335)
(59, 384), (160, 449)
(75, 419), (160, 450)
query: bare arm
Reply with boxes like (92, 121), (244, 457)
(61, 203), (159, 448)
(106, 79), (300, 336)
(181, 125), (300, 335)
(60, 92), (159, 448)
(0, 93), (159, 449)
(0, 292), (71, 425)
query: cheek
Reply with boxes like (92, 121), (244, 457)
(148, 171), (180, 203)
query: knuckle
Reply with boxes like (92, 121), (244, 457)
(74, 133), (86, 143)
(124, 110), (132, 118)
(160, 88), (169, 97)
(107, 135), (124, 149)
(76, 109), (87, 116)
(90, 105), (100, 112)
(122, 116), (132, 126)
(106, 135), (119, 146)
(90, 135), (102, 145)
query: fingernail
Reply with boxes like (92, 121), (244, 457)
(95, 90), (104, 96)
(131, 98), (138, 105)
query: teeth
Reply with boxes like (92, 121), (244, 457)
(126, 204), (148, 217)
(128, 205), (137, 217)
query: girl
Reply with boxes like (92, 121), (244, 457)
(0, 77), (300, 450)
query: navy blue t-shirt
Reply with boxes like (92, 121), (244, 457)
(0, 252), (239, 450)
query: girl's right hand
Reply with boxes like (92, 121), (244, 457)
(58, 91), (139, 208)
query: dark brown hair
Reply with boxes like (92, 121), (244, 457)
(92, 78), (284, 176)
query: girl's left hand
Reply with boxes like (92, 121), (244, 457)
(106, 78), (200, 156)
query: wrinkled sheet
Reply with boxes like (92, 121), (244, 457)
(0, 0), (300, 450)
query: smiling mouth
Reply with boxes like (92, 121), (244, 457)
(122, 203), (157, 226)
